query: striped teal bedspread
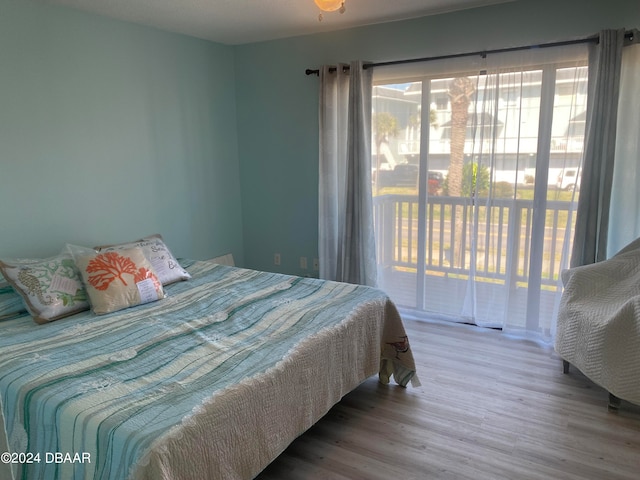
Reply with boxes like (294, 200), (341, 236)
(0, 261), (417, 480)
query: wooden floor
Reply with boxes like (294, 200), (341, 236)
(256, 318), (640, 480)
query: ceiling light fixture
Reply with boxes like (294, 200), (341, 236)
(315, 0), (346, 22)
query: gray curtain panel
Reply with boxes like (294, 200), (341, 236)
(318, 61), (377, 286)
(318, 64), (349, 282)
(571, 29), (626, 267)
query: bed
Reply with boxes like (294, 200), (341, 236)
(0, 259), (418, 480)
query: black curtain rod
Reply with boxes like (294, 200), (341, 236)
(305, 30), (635, 76)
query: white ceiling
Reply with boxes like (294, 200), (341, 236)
(44, 0), (514, 45)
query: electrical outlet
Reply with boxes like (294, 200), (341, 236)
(313, 258), (319, 271)
(274, 253), (281, 265)
(300, 257), (307, 269)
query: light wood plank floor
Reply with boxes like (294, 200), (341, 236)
(256, 318), (640, 480)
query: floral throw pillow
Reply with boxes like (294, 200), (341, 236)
(69, 245), (165, 315)
(95, 234), (190, 286)
(0, 253), (89, 324)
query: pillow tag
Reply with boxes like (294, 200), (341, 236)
(50, 273), (80, 296)
(149, 256), (171, 278)
(136, 278), (159, 304)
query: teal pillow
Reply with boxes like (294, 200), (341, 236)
(0, 278), (27, 320)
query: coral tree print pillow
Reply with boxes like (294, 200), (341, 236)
(95, 234), (191, 286)
(68, 245), (165, 315)
(0, 253), (89, 324)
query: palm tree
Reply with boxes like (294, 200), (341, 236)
(447, 77), (476, 266)
(372, 112), (399, 192)
(447, 77), (476, 196)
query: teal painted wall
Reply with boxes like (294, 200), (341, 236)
(234, 0), (640, 275)
(0, 0), (243, 263)
(1, 0), (638, 274)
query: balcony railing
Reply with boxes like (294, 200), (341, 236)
(373, 194), (576, 291)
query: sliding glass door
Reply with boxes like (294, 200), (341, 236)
(372, 46), (588, 339)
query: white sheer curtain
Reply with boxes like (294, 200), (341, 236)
(454, 49), (589, 339)
(608, 31), (640, 256)
(372, 44), (589, 341)
(318, 61), (377, 286)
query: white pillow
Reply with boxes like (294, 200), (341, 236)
(0, 252), (89, 324)
(95, 234), (190, 285)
